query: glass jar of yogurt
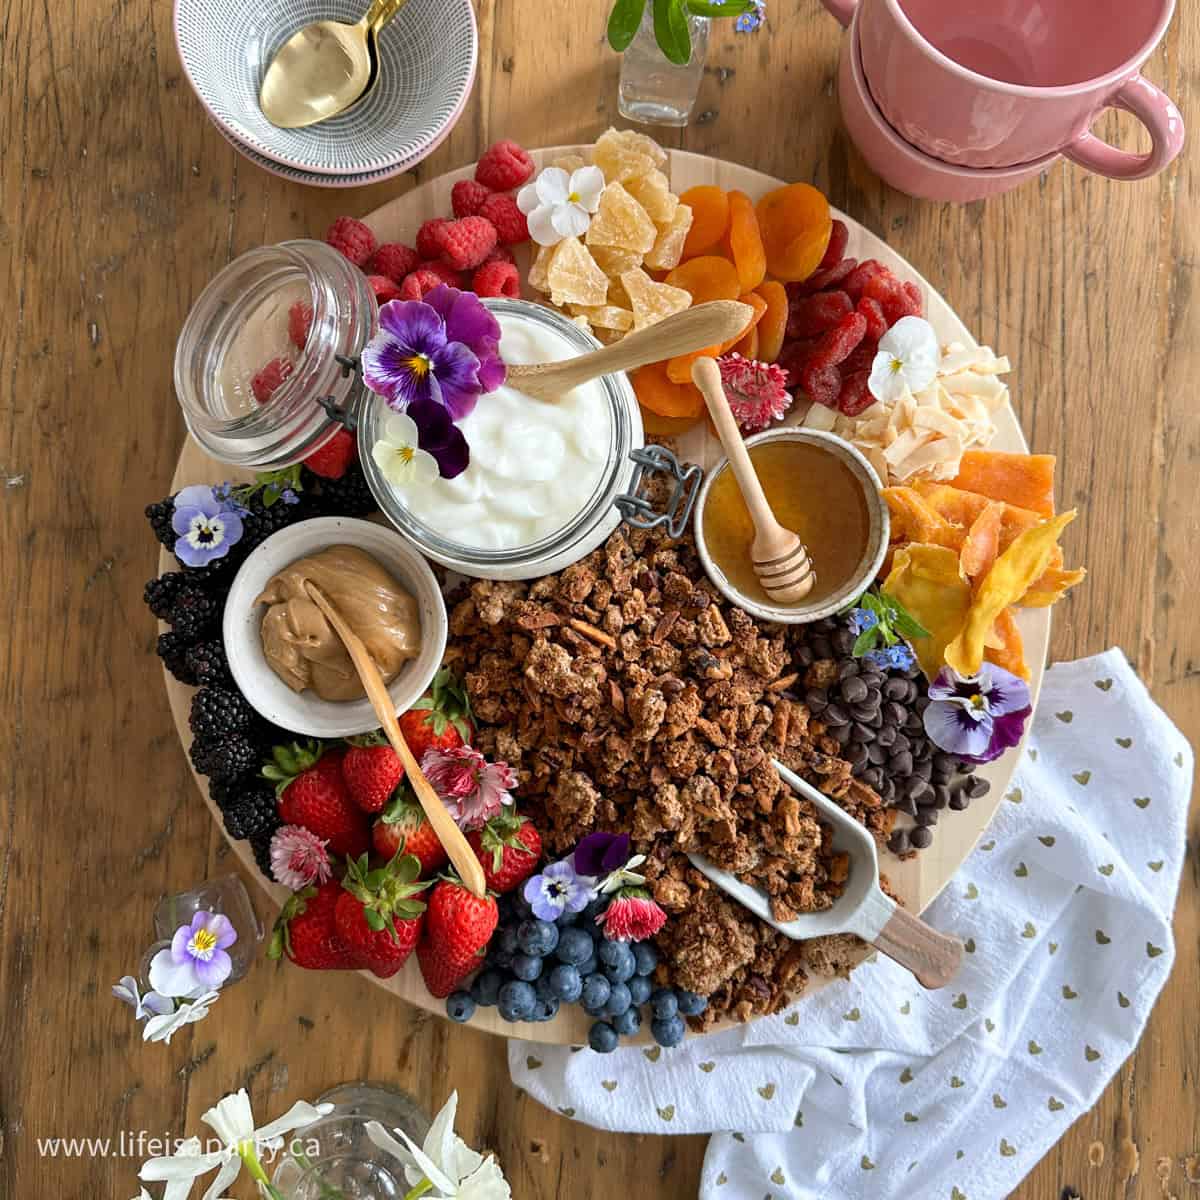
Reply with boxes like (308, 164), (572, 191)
(174, 240), (376, 469)
(359, 299), (693, 580)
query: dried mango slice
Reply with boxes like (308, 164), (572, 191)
(912, 482), (1042, 551)
(620, 267), (692, 330)
(568, 302), (634, 331)
(664, 255), (742, 304)
(985, 607), (1028, 679)
(592, 129), (661, 183)
(586, 181), (657, 255)
(679, 186), (730, 258)
(945, 511), (1076, 676)
(755, 183), (833, 283)
(882, 487), (962, 549)
(1020, 566), (1087, 607)
(948, 450), (1056, 517)
(883, 544), (973, 679)
(959, 501), (1004, 580)
(527, 242), (555, 293)
(632, 361), (705, 419)
(755, 280), (788, 363)
(644, 204), (694, 272)
(546, 237), (610, 308)
(625, 169), (679, 225)
(727, 189), (766, 292)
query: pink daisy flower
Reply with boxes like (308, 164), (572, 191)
(600, 888), (667, 942)
(269, 825), (332, 890)
(718, 352), (792, 434)
(421, 745), (517, 832)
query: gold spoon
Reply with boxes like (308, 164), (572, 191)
(259, 0), (409, 130)
(303, 580), (488, 899)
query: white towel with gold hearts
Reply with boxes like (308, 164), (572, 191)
(509, 650), (1190, 1200)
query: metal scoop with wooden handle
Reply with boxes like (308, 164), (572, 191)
(688, 761), (963, 989)
(691, 355), (816, 604)
(505, 300), (753, 403)
(303, 581), (487, 899)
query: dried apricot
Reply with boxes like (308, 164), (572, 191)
(727, 190), (766, 292)
(755, 183), (833, 283)
(631, 361), (705, 420)
(639, 405), (704, 437)
(664, 290), (767, 383)
(732, 324), (758, 359)
(664, 255), (741, 304)
(679, 186), (730, 258)
(754, 280), (788, 363)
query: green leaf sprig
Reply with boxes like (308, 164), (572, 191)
(851, 589), (931, 657)
(607, 0), (760, 65)
(230, 464), (303, 509)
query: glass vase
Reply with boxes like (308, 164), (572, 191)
(618, 7), (709, 126)
(148, 873), (264, 987)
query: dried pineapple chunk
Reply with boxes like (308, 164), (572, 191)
(586, 181), (657, 255)
(644, 203), (694, 271)
(620, 267), (692, 330)
(546, 237), (610, 308)
(568, 303), (635, 331)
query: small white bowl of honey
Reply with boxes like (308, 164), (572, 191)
(694, 428), (890, 625)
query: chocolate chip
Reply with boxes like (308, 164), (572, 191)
(832, 629), (856, 656)
(805, 688), (828, 713)
(888, 750), (913, 777)
(906, 776), (931, 803)
(879, 778), (895, 803)
(884, 677), (909, 700)
(847, 743), (869, 771)
(887, 829), (910, 854)
(840, 675), (869, 704)
(933, 752), (958, 775)
(966, 776), (991, 799)
(915, 807), (939, 827)
(795, 645), (815, 668)
(913, 741), (933, 763)
(902, 680), (920, 704)
(932, 784), (951, 810)
(914, 694), (931, 714)
(850, 701), (880, 723)
(875, 725), (896, 749)
(860, 670), (885, 690)
(832, 722), (853, 747)
(810, 636), (832, 660)
(823, 702), (849, 727)
(867, 741), (888, 766)
(931, 762), (953, 785)
(866, 708), (884, 729)
(948, 791), (970, 811)
(884, 700), (908, 726)
(852, 720), (876, 743)
(904, 712), (924, 734)
(863, 766), (884, 790)
(890, 732), (911, 756)
(909, 826), (934, 849)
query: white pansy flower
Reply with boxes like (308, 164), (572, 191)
(143, 991), (220, 1045)
(517, 166), (605, 246)
(366, 1091), (511, 1200)
(868, 315), (940, 404)
(372, 411), (441, 489)
(113, 975), (175, 1023)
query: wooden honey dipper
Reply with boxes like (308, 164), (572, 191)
(691, 356), (816, 605)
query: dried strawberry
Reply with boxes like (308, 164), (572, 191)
(800, 360), (842, 408)
(842, 337), (879, 376)
(787, 290), (853, 340)
(809, 311), (868, 369)
(776, 338), (819, 387)
(857, 296), (889, 342)
(819, 219), (849, 269)
(844, 259), (887, 302)
(838, 369), (875, 416)
(797, 257), (858, 295)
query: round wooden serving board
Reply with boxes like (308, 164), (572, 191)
(164, 147), (1048, 1044)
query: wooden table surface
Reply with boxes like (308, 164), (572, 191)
(1, 2), (1196, 1197)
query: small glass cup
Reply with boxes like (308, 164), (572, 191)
(618, 7), (710, 126)
(150, 873), (264, 986)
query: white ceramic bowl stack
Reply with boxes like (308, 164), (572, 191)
(174, 0), (477, 187)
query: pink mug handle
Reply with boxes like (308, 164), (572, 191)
(819, 0), (856, 29)
(1063, 74), (1185, 181)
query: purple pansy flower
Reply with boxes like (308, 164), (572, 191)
(573, 832), (631, 878)
(523, 859), (595, 922)
(171, 484), (244, 568)
(923, 664), (1032, 764)
(407, 397), (470, 479)
(423, 284), (506, 394)
(148, 911), (238, 997)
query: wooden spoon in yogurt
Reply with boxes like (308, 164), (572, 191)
(303, 580), (488, 899)
(506, 300), (753, 403)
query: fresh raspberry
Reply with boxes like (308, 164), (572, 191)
(857, 296), (889, 342)
(304, 426), (357, 479)
(474, 140), (534, 191)
(478, 193), (528, 245)
(325, 216), (376, 266)
(844, 259), (887, 303)
(433, 216), (498, 271)
(819, 219), (850, 269)
(787, 290), (853, 340)
(800, 360), (843, 408)
(451, 178), (493, 218)
(419, 259), (464, 287)
(366, 274), (404, 305)
(416, 218), (451, 261)
(366, 242), (420, 284)
(251, 357), (293, 404)
(399, 267), (450, 301)
(838, 369), (875, 416)
(288, 301), (312, 350)
(472, 258), (520, 298)
(481, 245), (517, 267)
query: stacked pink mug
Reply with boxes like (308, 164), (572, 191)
(822, 0), (1184, 201)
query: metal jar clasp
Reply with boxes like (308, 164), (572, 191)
(614, 444), (703, 540)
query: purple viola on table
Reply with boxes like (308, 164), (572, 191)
(922, 663), (1032, 764)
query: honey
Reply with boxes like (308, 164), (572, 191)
(701, 438), (870, 608)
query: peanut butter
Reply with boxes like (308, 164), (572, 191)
(256, 545), (421, 702)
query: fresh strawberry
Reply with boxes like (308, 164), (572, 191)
(397, 667), (475, 760)
(303, 426), (357, 480)
(265, 741), (370, 858)
(416, 877), (498, 998)
(335, 852), (428, 978)
(341, 737), (404, 813)
(372, 785), (448, 876)
(467, 810), (542, 894)
(268, 880), (362, 971)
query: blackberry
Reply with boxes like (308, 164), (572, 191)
(249, 823), (280, 878)
(217, 781), (279, 840)
(184, 638), (232, 687)
(308, 463), (378, 517)
(239, 491), (312, 553)
(169, 586), (221, 640)
(146, 497), (177, 548)
(176, 551), (240, 587)
(190, 733), (260, 782)
(157, 631), (199, 685)
(189, 686), (257, 741)
(144, 572), (190, 620)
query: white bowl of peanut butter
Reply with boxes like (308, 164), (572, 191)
(223, 517), (448, 738)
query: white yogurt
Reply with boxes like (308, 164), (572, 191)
(393, 313), (614, 550)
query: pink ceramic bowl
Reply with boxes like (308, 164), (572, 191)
(838, 17), (1060, 202)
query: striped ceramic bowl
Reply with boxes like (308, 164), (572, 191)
(175, 0), (476, 176)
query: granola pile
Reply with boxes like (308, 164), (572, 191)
(443, 522), (898, 1026)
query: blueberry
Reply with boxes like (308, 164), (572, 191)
(632, 941), (659, 976)
(445, 991), (476, 1023)
(510, 953), (543, 982)
(651, 1014), (686, 1047)
(675, 989), (708, 1017)
(612, 1006), (642, 1036)
(598, 940), (636, 983)
(497, 893), (519, 923)
(531, 996), (560, 1022)
(580, 972), (611, 1011)
(495, 926), (520, 956)
(534, 974), (558, 1003)
(554, 927), (594, 967)
(518, 919), (559, 957)
(650, 987), (678, 1020)
(556, 906), (580, 927)
(497, 980), (536, 1022)
(588, 1021), (619, 1053)
(549, 963), (583, 1002)
(582, 1001), (608, 1018)
(578, 951), (599, 977)
(602, 981), (632, 1018)
(512, 891), (534, 919)
(470, 969), (505, 1007)
(627, 975), (652, 1005)
(488, 949), (514, 971)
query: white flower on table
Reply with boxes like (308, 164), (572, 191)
(869, 315), (940, 403)
(112, 975), (174, 1023)
(372, 410), (441, 489)
(366, 1090), (511, 1199)
(142, 990), (220, 1045)
(517, 165), (605, 246)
